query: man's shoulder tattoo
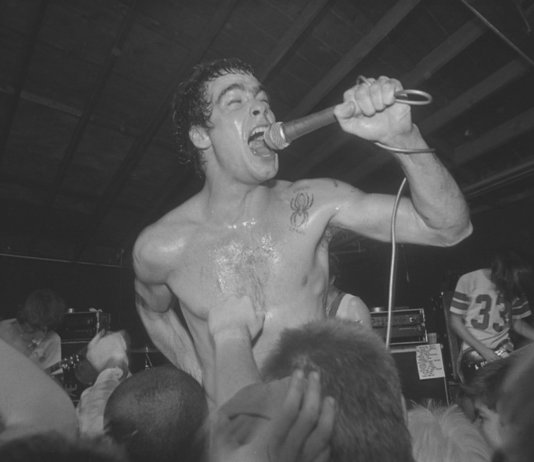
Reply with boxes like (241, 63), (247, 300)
(289, 190), (314, 230)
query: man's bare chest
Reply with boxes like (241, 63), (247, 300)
(170, 222), (317, 314)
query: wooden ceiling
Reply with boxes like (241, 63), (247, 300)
(1, 0), (534, 266)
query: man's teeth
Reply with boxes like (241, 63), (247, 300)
(248, 127), (266, 143)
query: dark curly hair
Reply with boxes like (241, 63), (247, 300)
(17, 289), (67, 331)
(171, 57), (256, 178)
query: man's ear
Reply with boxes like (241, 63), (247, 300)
(189, 125), (211, 150)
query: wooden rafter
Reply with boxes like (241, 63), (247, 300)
(452, 106), (534, 167)
(0, 0), (49, 163)
(28, 1), (139, 253)
(289, 20), (486, 180)
(285, 0), (422, 121)
(73, 0), (241, 260)
(258, 0), (331, 81)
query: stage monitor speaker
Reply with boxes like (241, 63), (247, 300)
(392, 345), (449, 406)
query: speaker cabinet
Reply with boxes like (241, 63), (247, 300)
(391, 345), (449, 406)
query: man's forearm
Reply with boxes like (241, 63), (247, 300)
(392, 126), (472, 245)
(212, 333), (261, 407)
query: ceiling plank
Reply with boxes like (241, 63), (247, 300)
(0, 0), (49, 164)
(45, 1), (138, 205)
(285, 0), (423, 121)
(257, 0), (331, 81)
(463, 156), (534, 199)
(27, 1), (139, 254)
(452, 106), (534, 167)
(73, 0), (241, 261)
(402, 19), (485, 87)
(419, 59), (530, 134)
(288, 20), (486, 179)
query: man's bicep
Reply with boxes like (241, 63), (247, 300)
(331, 189), (401, 242)
(134, 278), (174, 314)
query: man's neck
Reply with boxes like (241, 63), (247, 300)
(201, 178), (268, 223)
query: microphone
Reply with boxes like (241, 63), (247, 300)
(263, 89), (432, 151)
(263, 106), (336, 151)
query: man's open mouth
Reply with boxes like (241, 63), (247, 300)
(248, 126), (267, 147)
(248, 126), (274, 157)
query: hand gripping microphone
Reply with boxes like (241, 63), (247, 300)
(263, 89), (432, 151)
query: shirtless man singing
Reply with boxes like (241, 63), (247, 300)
(133, 58), (472, 403)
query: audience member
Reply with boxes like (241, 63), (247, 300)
(0, 337), (77, 444)
(260, 318), (414, 462)
(103, 364), (208, 462)
(494, 344), (534, 462)
(0, 289), (66, 375)
(325, 252), (371, 326)
(449, 250), (534, 383)
(211, 368), (335, 462)
(407, 401), (492, 462)
(76, 330), (130, 438)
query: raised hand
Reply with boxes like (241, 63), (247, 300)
(334, 76), (414, 145)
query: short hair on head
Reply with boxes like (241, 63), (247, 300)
(461, 357), (513, 411)
(261, 319), (414, 462)
(171, 57), (256, 177)
(407, 402), (492, 462)
(104, 364), (208, 462)
(17, 289), (66, 331)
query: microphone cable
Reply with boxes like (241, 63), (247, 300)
(353, 75), (435, 349)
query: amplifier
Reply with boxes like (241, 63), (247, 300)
(392, 345), (449, 405)
(58, 310), (111, 341)
(371, 308), (427, 345)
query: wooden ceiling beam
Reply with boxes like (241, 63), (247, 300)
(0, 0), (49, 164)
(257, 0), (331, 81)
(0, 84), (174, 152)
(306, 20), (488, 183)
(45, 1), (138, 206)
(462, 156), (534, 199)
(27, 1), (138, 254)
(285, 0), (422, 121)
(419, 59), (530, 134)
(73, 0), (241, 261)
(452, 105), (534, 167)
(402, 19), (486, 87)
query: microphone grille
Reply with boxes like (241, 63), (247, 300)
(264, 122), (289, 151)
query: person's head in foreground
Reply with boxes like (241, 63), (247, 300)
(407, 401), (492, 462)
(494, 344), (534, 462)
(104, 364), (208, 462)
(261, 318), (414, 462)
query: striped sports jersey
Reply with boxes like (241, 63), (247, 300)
(449, 269), (531, 351)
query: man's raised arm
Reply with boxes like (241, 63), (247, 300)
(332, 76), (471, 247)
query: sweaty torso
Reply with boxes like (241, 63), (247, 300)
(160, 180), (332, 392)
